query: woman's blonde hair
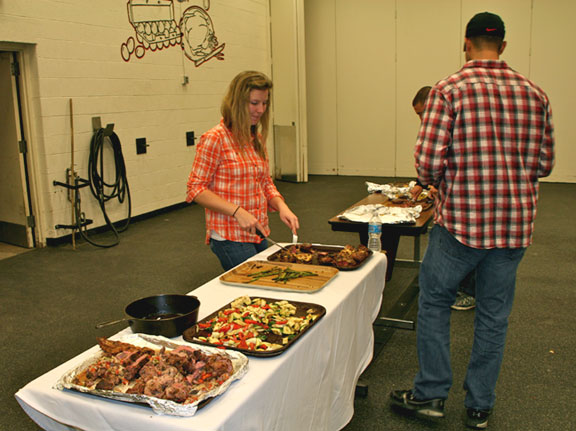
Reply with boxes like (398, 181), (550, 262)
(221, 70), (272, 159)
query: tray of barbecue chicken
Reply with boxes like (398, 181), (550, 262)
(55, 334), (248, 416)
(267, 243), (373, 271)
(183, 295), (326, 357)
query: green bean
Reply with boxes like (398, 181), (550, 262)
(248, 267), (318, 283)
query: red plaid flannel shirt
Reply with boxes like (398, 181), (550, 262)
(186, 120), (282, 244)
(415, 60), (555, 249)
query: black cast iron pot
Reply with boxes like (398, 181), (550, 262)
(95, 294), (200, 338)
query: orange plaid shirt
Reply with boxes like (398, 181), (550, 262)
(186, 120), (283, 244)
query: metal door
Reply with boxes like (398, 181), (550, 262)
(0, 51), (35, 247)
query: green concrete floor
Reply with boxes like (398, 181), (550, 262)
(1, 176), (574, 430)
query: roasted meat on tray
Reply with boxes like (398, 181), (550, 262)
(72, 338), (234, 405)
(269, 243), (371, 269)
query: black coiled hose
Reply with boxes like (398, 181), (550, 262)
(78, 128), (131, 247)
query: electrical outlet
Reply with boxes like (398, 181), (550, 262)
(136, 137), (147, 154)
(186, 131), (195, 146)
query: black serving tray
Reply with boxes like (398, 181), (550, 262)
(183, 296), (326, 357)
(267, 244), (373, 271)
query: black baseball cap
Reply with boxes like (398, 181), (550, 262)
(465, 12), (505, 39)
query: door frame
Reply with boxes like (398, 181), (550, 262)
(0, 43), (43, 247)
(269, 0), (308, 183)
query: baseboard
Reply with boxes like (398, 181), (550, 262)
(45, 201), (194, 247)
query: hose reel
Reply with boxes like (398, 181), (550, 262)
(54, 114), (132, 248)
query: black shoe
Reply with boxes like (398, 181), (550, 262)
(466, 408), (491, 429)
(390, 389), (445, 419)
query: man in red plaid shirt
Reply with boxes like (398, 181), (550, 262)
(390, 12), (555, 429)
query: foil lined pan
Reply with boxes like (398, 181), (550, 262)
(366, 180), (417, 197)
(54, 333), (249, 417)
(338, 203), (423, 224)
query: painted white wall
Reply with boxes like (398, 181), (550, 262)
(0, 0), (272, 244)
(530, 0), (575, 182)
(1, 0), (573, 245)
(335, 0), (396, 177)
(305, 0), (575, 183)
(396, 0), (462, 178)
(305, 0), (337, 175)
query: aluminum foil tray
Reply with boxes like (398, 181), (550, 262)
(54, 333), (249, 416)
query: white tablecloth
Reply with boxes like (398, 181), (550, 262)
(16, 248), (387, 431)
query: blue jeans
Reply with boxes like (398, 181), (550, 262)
(413, 225), (525, 410)
(459, 269), (476, 297)
(209, 238), (268, 271)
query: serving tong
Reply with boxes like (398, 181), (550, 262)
(257, 230), (291, 252)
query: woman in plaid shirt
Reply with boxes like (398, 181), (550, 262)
(186, 71), (299, 270)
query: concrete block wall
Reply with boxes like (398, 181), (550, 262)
(0, 0), (271, 244)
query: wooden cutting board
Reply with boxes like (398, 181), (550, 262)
(219, 260), (339, 293)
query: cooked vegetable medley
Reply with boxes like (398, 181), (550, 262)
(193, 296), (320, 352)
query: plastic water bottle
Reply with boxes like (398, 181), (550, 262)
(367, 209), (382, 252)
